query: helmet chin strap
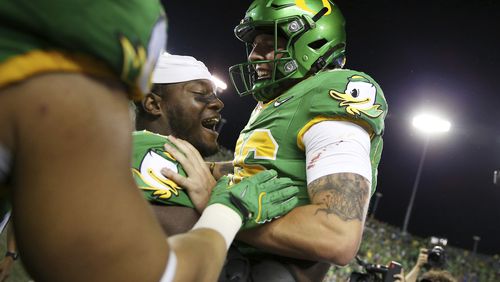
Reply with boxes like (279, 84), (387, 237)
(312, 7), (329, 22)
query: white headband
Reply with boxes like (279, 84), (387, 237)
(152, 52), (213, 84)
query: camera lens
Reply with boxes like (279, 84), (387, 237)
(427, 246), (446, 268)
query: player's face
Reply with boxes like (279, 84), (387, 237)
(162, 79), (223, 157)
(249, 33), (287, 81)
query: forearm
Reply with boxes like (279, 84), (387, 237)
(404, 266), (421, 282)
(169, 229), (227, 282)
(170, 203), (242, 281)
(151, 205), (200, 235)
(238, 203), (364, 265)
(238, 173), (370, 265)
(212, 161), (233, 180)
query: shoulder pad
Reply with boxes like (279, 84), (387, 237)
(306, 69), (387, 135)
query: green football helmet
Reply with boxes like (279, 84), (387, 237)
(229, 0), (347, 102)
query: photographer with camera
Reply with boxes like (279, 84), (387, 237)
(405, 248), (456, 282)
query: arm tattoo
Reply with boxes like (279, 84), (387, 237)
(308, 173), (370, 221)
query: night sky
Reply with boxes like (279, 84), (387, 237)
(163, 0), (500, 255)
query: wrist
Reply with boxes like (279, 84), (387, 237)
(5, 251), (18, 260)
(192, 204), (242, 249)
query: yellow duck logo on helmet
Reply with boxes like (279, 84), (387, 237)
(329, 75), (384, 118)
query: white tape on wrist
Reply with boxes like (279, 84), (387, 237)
(192, 204), (242, 249)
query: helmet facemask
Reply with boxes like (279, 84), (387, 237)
(230, 2), (347, 102)
(229, 17), (304, 102)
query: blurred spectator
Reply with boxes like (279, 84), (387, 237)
(323, 218), (498, 282)
(419, 270), (456, 282)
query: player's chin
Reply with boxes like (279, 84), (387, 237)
(197, 137), (219, 157)
(199, 127), (219, 151)
(201, 126), (219, 140)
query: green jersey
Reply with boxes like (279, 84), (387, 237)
(132, 131), (194, 208)
(0, 0), (166, 99)
(233, 69), (387, 206)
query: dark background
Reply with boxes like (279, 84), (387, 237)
(163, 0), (500, 255)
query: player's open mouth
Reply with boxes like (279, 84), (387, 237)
(201, 117), (220, 132)
(255, 67), (271, 80)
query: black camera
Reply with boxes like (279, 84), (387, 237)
(426, 237), (447, 269)
(349, 257), (402, 282)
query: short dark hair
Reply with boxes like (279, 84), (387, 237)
(134, 83), (168, 116)
(150, 83), (164, 96)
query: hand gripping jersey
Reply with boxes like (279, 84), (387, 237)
(233, 69), (387, 206)
(132, 131), (195, 208)
(0, 0), (166, 100)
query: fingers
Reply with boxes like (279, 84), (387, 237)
(264, 186), (299, 203)
(247, 169), (277, 184)
(163, 137), (203, 177)
(163, 136), (215, 188)
(393, 274), (403, 281)
(166, 136), (206, 171)
(259, 177), (295, 192)
(160, 168), (189, 188)
(251, 176), (296, 203)
(266, 196), (299, 219)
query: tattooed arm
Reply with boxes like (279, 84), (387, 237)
(238, 121), (373, 265)
(237, 172), (370, 265)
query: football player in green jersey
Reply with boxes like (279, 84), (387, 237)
(132, 53), (299, 235)
(224, 0), (387, 280)
(0, 1), (299, 281)
(133, 52), (224, 234)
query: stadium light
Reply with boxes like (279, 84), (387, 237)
(212, 75), (227, 91)
(402, 113), (451, 236)
(412, 113), (451, 133)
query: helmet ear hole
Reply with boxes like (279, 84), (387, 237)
(308, 38), (328, 50)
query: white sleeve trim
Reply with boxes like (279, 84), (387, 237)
(159, 249), (177, 282)
(303, 120), (372, 185)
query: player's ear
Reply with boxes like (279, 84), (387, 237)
(142, 92), (163, 116)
